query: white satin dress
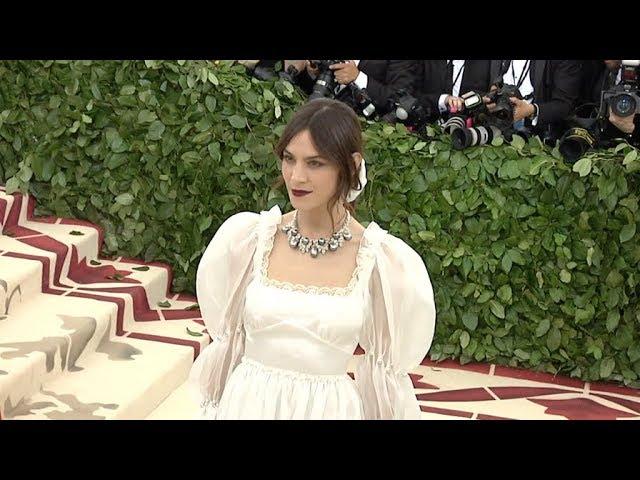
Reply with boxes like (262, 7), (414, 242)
(189, 206), (436, 420)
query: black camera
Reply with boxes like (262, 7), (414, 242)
(308, 60), (346, 101)
(603, 60), (640, 117)
(484, 83), (523, 127)
(385, 89), (433, 129)
(348, 83), (376, 118)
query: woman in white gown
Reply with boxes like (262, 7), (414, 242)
(189, 99), (436, 419)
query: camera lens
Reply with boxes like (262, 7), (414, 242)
(612, 94), (636, 117)
(442, 115), (466, 133)
(452, 128), (473, 150)
(558, 128), (595, 163)
(309, 71), (336, 101)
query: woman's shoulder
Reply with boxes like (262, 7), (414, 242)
(220, 205), (283, 234)
(364, 221), (425, 266)
(218, 211), (261, 235)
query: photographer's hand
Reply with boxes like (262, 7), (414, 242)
(510, 97), (535, 122)
(329, 61), (359, 85)
(446, 95), (464, 113)
(483, 85), (499, 112)
(609, 110), (635, 134)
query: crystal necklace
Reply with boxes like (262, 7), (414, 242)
(280, 210), (352, 258)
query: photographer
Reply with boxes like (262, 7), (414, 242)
(485, 60), (582, 140)
(593, 60), (639, 143)
(414, 60), (492, 122)
(298, 60), (418, 116)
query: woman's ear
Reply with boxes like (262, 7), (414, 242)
(352, 152), (363, 172)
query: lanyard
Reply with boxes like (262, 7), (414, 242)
(448, 60), (465, 93)
(510, 60), (531, 90)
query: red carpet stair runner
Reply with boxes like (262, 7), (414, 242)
(1, 186), (639, 420)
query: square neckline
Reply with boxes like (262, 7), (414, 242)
(259, 211), (376, 297)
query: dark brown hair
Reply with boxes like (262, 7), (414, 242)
(273, 99), (364, 231)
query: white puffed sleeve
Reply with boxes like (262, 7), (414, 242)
(355, 231), (436, 420)
(188, 211), (260, 419)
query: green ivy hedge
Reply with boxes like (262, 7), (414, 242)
(1, 60), (639, 386)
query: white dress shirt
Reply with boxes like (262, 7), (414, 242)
(438, 60), (465, 112)
(501, 59), (538, 125)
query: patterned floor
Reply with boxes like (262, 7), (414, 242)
(1, 186), (638, 420)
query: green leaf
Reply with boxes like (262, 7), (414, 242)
(462, 312), (478, 331)
(158, 300), (171, 308)
(132, 266), (150, 271)
(572, 157), (592, 177)
(489, 299), (505, 319)
(185, 304), (200, 311)
(417, 231), (436, 241)
(508, 249), (526, 265)
(157, 202), (175, 220)
(535, 319), (551, 337)
(497, 285), (512, 303)
(5, 177), (20, 194)
(148, 120), (166, 140)
(208, 71), (219, 86)
(491, 243), (505, 258)
(560, 269), (572, 283)
(460, 331), (470, 349)
(511, 135), (525, 150)
(606, 311), (620, 332)
(115, 193), (134, 206)
(198, 215), (213, 233)
(627, 344), (640, 363)
(549, 289), (564, 303)
(205, 95), (217, 112)
(619, 223), (636, 243)
(90, 260), (102, 266)
(516, 205), (536, 218)
(186, 327), (203, 337)
(232, 152), (251, 166)
(411, 174), (428, 193)
(69, 230), (84, 236)
(600, 357), (615, 378)
(408, 213), (426, 231)
(477, 291), (493, 304)
(137, 110), (158, 124)
(547, 327), (562, 352)
(606, 270), (624, 288)
(229, 115), (247, 129)
(623, 149), (638, 165)
(501, 254), (512, 274)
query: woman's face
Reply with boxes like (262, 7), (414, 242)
(280, 129), (341, 212)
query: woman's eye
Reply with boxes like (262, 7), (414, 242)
(308, 160), (323, 167)
(283, 155), (294, 163)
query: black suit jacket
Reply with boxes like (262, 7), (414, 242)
(489, 60), (582, 129)
(298, 60), (418, 115)
(414, 60), (492, 117)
